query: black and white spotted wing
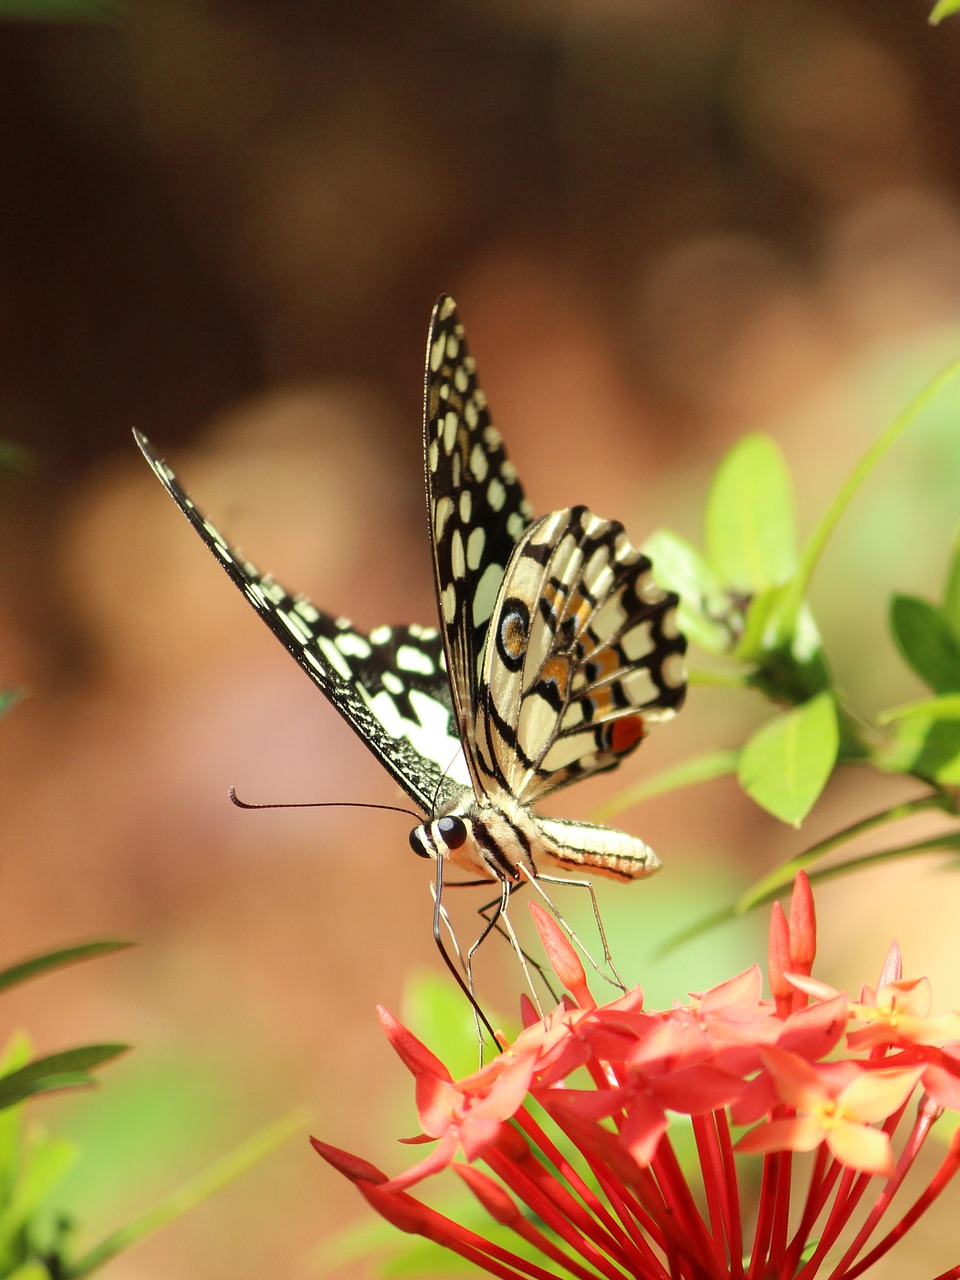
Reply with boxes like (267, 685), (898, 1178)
(423, 297), (533, 794)
(475, 505), (687, 803)
(138, 294), (688, 894)
(134, 431), (469, 814)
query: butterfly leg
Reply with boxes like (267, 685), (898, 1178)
(470, 885), (561, 1007)
(465, 877), (547, 1020)
(518, 868), (628, 992)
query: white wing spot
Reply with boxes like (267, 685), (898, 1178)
(487, 477), (506, 511)
(318, 636), (352, 680)
(442, 583), (457, 625)
(507, 511), (526, 539)
(443, 410), (459, 453)
(434, 495), (455, 541)
(467, 526), (485, 571)
(382, 671), (404, 695)
(473, 562), (504, 628)
(459, 490), (472, 523)
(396, 645), (436, 675)
(294, 599), (320, 623)
(335, 631), (372, 659)
(369, 624), (393, 645)
(470, 442), (488, 481)
(450, 528), (466, 579)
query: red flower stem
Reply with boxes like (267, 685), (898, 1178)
(586, 1167), (672, 1280)
(690, 1114), (733, 1271)
(784, 1143), (836, 1274)
(484, 1146), (635, 1280)
(714, 1111), (745, 1277)
(651, 1135), (726, 1276)
(817, 1097), (934, 1279)
(513, 1110), (644, 1257)
(746, 1152), (780, 1280)
(358, 1181), (563, 1280)
(839, 1129), (960, 1279)
(929, 1268), (960, 1280)
(793, 1167), (860, 1280)
(506, 1206), (634, 1280)
(768, 1147), (793, 1269)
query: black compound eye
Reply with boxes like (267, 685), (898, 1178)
(408, 827), (430, 858)
(436, 815), (468, 850)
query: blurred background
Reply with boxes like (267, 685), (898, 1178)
(2, 1), (960, 1275)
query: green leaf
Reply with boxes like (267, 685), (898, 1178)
(879, 693), (960, 723)
(943, 529), (960, 642)
(7, 1263), (51, 1280)
(0, 1135), (77, 1257)
(0, 1045), (127, 1111)
(877, 715), (960, 785)
(775, 350), (960, 639)
(738, 692), (839, 825)
(0, 0), (121, 19)
(704, 434), (797, 592)
(890, 594), (960, 693)
(0, 941), (131, 996)
(643, 529), (732, 652)
(931, 0), (960, 22)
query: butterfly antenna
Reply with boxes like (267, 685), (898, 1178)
(228, 786), (419, 822)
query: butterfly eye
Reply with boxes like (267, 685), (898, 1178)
(409, 828), (431, 858)
(437, 815), (468, 850)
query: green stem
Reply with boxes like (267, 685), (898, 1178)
(735, 792), (953, 912)
(776, 353), (960, 640)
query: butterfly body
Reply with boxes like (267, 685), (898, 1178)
(136, 294), (686, 906)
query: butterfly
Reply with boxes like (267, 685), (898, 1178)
(136, 295), (686, 1009)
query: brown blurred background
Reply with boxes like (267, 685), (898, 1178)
(2, 1), (960, 1276)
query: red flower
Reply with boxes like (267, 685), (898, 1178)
(315, 875), (960, 1279)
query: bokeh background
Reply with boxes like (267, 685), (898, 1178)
(2, 1), (960, 1276)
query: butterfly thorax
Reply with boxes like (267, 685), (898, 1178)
(408, 791), (540, 883)
(408, 789), (663, 885)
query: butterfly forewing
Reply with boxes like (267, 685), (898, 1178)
(424, 296), (533, 791)
(476, 505), (686, 805)
(134, 431), (469, 812)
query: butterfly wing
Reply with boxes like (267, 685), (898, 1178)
(423, 296), (533, 795)
(135, 431), (470, 813)
(475, 505), (686, 803)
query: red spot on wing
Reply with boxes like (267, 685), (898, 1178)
(609, 715), (645, 754)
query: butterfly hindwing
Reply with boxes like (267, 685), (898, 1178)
(476, 505), (686, 804)
(134, 431), (469, 813)
(423, 296), (533, 790)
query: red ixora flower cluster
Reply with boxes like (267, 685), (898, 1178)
(314, 875), (960, 1279)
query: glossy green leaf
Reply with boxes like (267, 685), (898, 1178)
(704, 434), (797, 592)
(930, 0), (960, 22)
(738, 692), (839, 825)
(643, 529), (731, 652)
(0, 941), (131, 996)
(890, 594), (960, 693)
